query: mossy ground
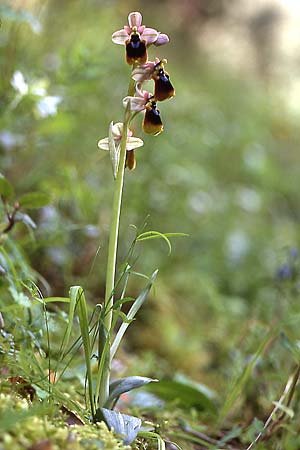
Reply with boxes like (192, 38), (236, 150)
(0, 392), (130, 450)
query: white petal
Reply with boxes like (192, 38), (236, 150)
(126, 137), (144, 150)
(141, 28), (159, 45)
(112, 29), (129, 45)
(97, 138), (109, 150)
(128, 11), (142, 28)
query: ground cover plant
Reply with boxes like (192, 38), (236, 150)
(1, 1), (300, 449)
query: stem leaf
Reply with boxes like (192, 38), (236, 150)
(112, 296), (135, 310)
(113, 309), (135, 324)
(110, 269), (158, 361)
(137, 231), (188, 255)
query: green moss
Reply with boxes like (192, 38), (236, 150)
(0, 394), (130, 450)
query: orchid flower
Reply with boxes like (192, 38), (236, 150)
(98, 122), (143, 151)
(112, 12), (169, 64)
(123, 85), (163, 136)
(98, 122), (144, 174)
(132, 58), (175, 101)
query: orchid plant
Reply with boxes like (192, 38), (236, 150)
(70, 12), (177, 445)
(97, 8), (174, 402)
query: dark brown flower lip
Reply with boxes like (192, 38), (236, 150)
(125, 33), (148, 65)
(143, 100), (164, 135)
(153, 70), (175, 101)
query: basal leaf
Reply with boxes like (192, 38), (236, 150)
(145, 379), (216, 413)
(95, 407), (142, 445)
(69, 286), (95, 417)
(105, 376), (157, 408)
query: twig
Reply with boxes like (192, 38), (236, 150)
(262, 363), (300, 438)
(245, 364), (300, 450)
(182, 422), (223, 446)
(1, 199), (19, 234)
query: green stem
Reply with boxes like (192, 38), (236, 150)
(104, 126), (128, 331)
(98, 70), (136, 407)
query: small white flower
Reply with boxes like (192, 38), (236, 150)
(36, 96), (62, 118)
(11, 71), (28, 96)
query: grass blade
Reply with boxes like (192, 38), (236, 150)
(219, 332), (273, 423)
(69, 286), (95, 417)
(138, 431), (167, 450)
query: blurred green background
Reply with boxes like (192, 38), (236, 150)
(1, 0), (300, 417)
